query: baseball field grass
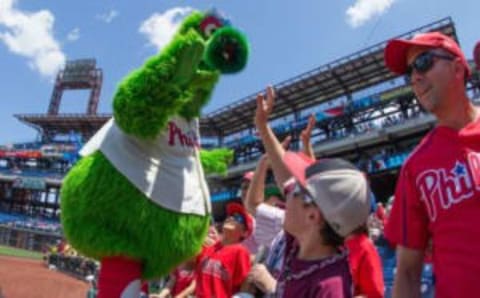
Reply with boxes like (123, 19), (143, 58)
(0, 245), (44, 260)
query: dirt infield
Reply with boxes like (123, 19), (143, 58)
(0, 255), (89, 298)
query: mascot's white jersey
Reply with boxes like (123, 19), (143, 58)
(80, 117), (211, 216)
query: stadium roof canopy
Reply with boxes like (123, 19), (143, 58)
(14, 113), (110, 141)
(199, 17), (457, 137)
(16, 18), (457, 141)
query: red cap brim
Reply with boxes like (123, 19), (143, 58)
(283, 151), (316, 188)
(384, 39), (437, 74)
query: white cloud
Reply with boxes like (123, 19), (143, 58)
(0, 0), (65, 77)
(67, 27), (80, 42)
(96, 10), (118, 24)
(346, 0), (396, 28)
(139, 7), (193, 50)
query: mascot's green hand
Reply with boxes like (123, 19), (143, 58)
(190, 70), (220, 92)
(179, 69), (220, 120)
(200, 148), (233, 176)
(171, 29), (205, 87)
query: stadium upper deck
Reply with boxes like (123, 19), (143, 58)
(15, 17), (457, 143)
(199, 17), (457, 138)
(4, 17), (480, 205)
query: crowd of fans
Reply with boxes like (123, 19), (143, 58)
(143, 86), (435, 298)
(44, 239), (99, 281)
(0, 211), (61, 234)
(4, 32), (479, 298)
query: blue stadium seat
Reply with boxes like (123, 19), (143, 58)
(377, 244), (435, 298)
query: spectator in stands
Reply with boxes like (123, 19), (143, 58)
(56, 238), (68, 254)
(152, 259), (196, 298)
(264, 185), (286, 209)
(243, 120), (315, 296)
(251, 86), (371, 297)
(194, 203), (252, 298)
(244, 137), (291, 249)
(345, 224), (384, 298)
(273, 112), (385, 297)
(383, 31), (480, 298)
(375, 202), (388, 228)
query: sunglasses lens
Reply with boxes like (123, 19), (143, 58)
(231, 213), (245, 224)
(415, 52), (434, 72)
(407, 52), (434, 79)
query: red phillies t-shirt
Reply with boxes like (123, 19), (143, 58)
(195, 241), (251, 298)
(345, 233), (384, 298)
(385, 118), (480, 298)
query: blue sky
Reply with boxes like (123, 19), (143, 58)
(0, 0), (478, 144)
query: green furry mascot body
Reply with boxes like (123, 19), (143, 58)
(60, 10), (248, 298)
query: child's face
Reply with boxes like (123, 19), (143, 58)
(283, 180), (322, 237)
(222, 214), (247, 243)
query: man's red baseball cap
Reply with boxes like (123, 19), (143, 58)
(384, 31), (471, 77)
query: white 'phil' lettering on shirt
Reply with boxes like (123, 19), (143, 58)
(416, 153), (480, 222)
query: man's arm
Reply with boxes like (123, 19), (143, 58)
(392, 245), (424, 298)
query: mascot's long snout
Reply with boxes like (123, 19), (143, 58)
(204, 26), (249, 74)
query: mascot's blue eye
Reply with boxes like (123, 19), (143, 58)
(200, 15), (223, 37)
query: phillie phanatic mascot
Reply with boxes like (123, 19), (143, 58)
(60, 10), (249, 298)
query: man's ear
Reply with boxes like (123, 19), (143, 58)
(453, 58), (467, 81)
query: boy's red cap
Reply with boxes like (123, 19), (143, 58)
(226, 202), (253, 238)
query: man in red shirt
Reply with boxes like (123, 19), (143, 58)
(195, 203), (252, 298)
(384, 32), (480, 298)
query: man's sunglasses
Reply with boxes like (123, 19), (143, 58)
(406, 51), (454, 80)
(282, 179), (315, 205)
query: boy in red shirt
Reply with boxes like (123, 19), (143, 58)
(195, 203), (252, 298)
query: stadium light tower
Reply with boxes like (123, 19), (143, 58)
(48, 59), (103, 115)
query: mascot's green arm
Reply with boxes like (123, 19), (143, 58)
(200, 148), (233, 176)
(112, 28), (207, 139)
